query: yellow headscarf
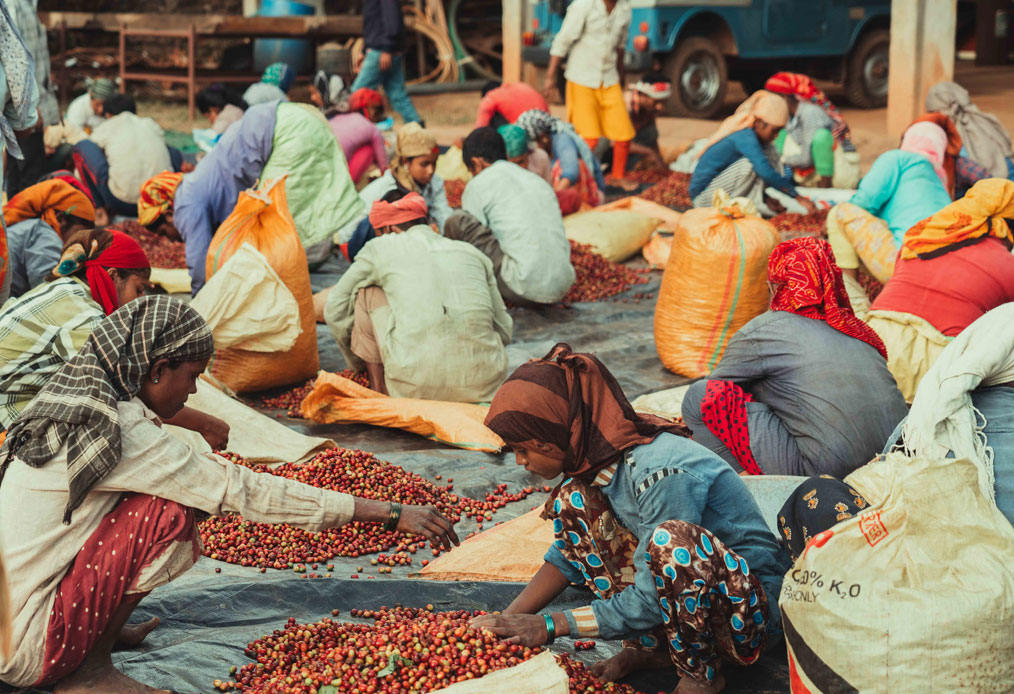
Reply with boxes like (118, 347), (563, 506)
(696, 90), (789, 158)
(391, 123), (438, 192)
(901, 178), (1014, 260)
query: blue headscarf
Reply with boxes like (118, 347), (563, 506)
(262, 62), (295, 93)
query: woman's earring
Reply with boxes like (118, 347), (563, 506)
(153, 378), (159, 384)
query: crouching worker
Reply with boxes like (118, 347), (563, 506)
(681, 238), (907, 478)
(471, 344), (788, 694)
(0, 296), (459, 693)
(779, 303), (1014, 558)
(446, 127), (575, 306)
(325, 192), (512, 401)
(689, 92), (817, 217)
(2, 179), (96, 299)
(859, 178), (1014, 401)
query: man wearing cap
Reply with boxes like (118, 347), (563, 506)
(65, 78), (116, 134)
(595, 72), (671, 172)
(324, 190), (512, 403)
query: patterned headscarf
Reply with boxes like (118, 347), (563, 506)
(901, 178), (1014, 261)
(926, 81), (1013, 178)
(262, 62), (295, 92)
(910, 112), (963, 195)
(51, 229), (151, 315)
(349, 88), (384, 117)
(313, 70), (348, 117)
(764, 72), (851, 145)
(87, 77), (117, 101)
(485, 343), (690, 480)
(515, 109), (600, 190)
(1, 295), (214, 523)
(498, 124), (529, 159)
(3, 179), (95, 237)
(0, 1), (36, 161)
(392, 123), (438, 192)
(768, 237), (887, 359)
(137, 171), (184, 226)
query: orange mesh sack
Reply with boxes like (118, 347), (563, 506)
(654, 195), (779, 378)
(204, 177), (319, 393)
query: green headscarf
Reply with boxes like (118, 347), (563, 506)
(498, 124), (529, 159)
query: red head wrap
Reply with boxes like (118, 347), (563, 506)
(768, 237), (887, 359)
(368, 192), (429, 230)
(84, 231), (151, 315)
(349, 88), (384, 116)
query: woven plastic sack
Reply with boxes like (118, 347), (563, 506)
(641, 231), (673, 269)
(435, 146), (471, 183)
(597, 196), (683, 232)
(417, 508), (553, 582)
(300, 371), (503, 452)
(204, 177), (319, 393)
(654, 194), (779, 377)
(781, 454), (1014, 693)
(563, 209), (659, 263)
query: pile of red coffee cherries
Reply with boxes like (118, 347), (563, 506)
(213, 606), (645, 693)
(198, 448), (537, 569)
(258, 370), (370, 418)
(564, 242), (651, 304)
(112, 220), (187, 269)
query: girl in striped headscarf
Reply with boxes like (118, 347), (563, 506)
(0, 295), (459, 692)
(472, 344), (788, 694)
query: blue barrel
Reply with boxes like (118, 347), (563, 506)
(253, 0), (315, 75)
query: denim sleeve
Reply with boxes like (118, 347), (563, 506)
(24, 222), (62, 290)
(426, 175), (453, 234)
(734, 131), (796, 197)
(174, 202), (213, 295)
(553, 134), (581, 185)
(544, 543), (585, 584)
(588, 470), (711, 639)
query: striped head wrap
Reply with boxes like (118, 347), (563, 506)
(901, 178), (1014, 261)
(485, 343), (690, 480)
(768, 237), (887, 359)
(1, 295), (214, 523)
(137, 172), (184, 226)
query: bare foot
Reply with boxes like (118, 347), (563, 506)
(54, 658), (170, 694)
(115, 617), (159, 649)
(673, 672), (726, 694)
(591, 647), (671, 682)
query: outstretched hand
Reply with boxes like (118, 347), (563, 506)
(398, 505), (460, 551)
(469, 613), (549, 647)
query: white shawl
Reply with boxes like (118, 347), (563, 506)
(901, 303), (1014, 505)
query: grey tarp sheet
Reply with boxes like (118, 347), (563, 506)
(7, 254), (796, 694)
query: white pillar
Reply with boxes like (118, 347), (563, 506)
(886, 0), (957, 136)
(502, 0), (523, 82)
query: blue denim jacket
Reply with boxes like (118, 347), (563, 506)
(545, 433), (790, 640)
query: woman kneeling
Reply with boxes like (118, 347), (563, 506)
(0, 296), (458, 693)
(471, 345), (788, 694)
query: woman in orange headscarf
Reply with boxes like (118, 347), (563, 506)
(3, 179), (95, 238)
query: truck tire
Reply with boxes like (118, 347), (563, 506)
(665, 37), (728, 119)
(845, 28), (890, 109)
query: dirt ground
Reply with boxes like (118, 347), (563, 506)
(139, 61), (1014, 173)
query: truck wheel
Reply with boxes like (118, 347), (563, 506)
(845, 29), (889, 108)
(665, 37), (728, 119)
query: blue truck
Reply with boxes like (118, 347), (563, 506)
(522, 0), (892, 118)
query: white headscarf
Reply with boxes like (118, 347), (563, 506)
(901, 303), (1014, 505)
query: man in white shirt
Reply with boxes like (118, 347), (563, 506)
(445, 127), (575, 306)
(544, 0), (637, 190)
(71, 94), (176, 218)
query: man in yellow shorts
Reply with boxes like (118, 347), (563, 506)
(544, 0), (637, 191)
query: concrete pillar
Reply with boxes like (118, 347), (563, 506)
(502, 0), (523, 82)
(886, 0), (957, 136)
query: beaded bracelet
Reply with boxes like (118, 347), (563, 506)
(542, 613), (556, 645)
(385, 502), (402, 531)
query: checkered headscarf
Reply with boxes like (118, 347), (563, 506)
(1, 296), (214, 523)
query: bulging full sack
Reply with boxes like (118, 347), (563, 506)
(204, 177), (319, 393)
(563, 209), (659, 263)
(780, 454), (1014, 693)
(654, 195), (779, 377)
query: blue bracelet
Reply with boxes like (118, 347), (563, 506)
(542, 613), (556, 644)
